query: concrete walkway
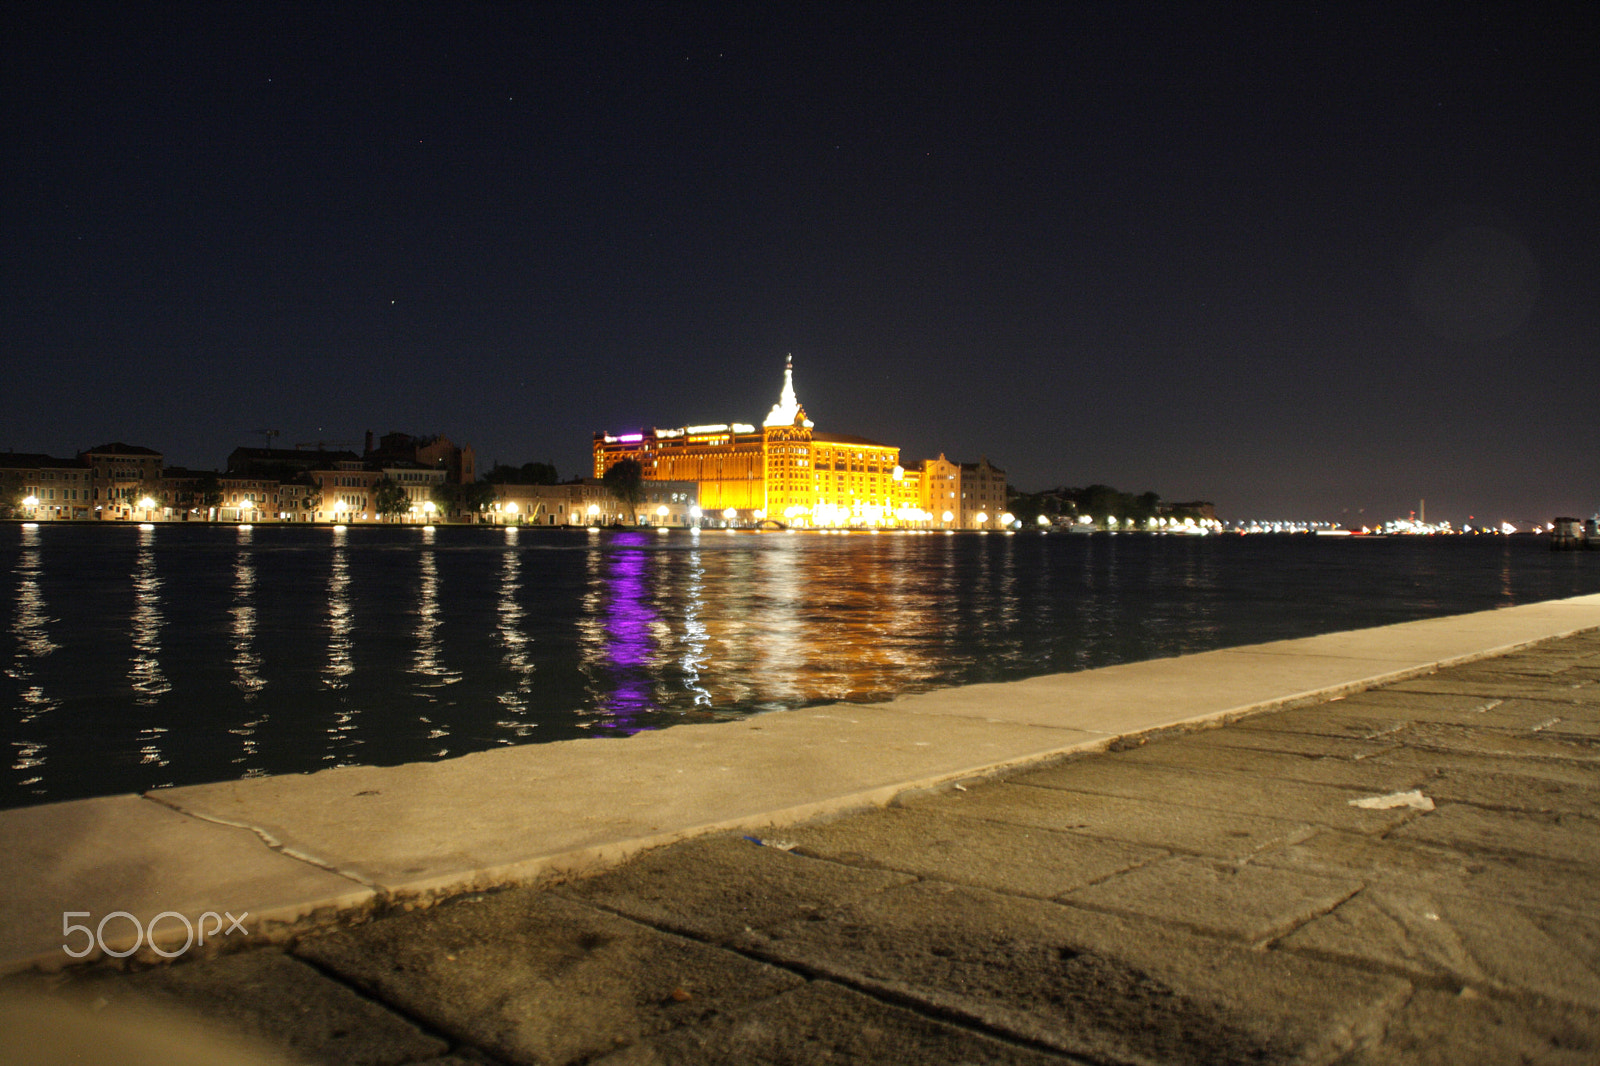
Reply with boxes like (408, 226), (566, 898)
(3, 593), (1600, 1062)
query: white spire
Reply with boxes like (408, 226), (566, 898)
(764, 353), (812, 428)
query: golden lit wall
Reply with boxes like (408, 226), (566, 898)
(594, 430), (766, 513)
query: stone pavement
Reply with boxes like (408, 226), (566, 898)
(5, 624), (1600, 1064)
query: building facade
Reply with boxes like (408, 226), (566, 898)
(922, 454), (1009, 529)
(487, 481), (699, 527)
(0, 453), (94, 519)
(593, 359), (1007, 529)
(81, 443), (164, 519)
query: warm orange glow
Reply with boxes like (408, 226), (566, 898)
(593, 360), (1006, 529)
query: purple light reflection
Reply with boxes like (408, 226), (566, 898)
(597, 533), (658, 732)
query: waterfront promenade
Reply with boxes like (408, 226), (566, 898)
(3, 594), (1600, 1063)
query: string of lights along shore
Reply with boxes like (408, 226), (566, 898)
(594, 357), (1008, 530)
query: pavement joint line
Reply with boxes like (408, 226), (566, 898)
(138, 792), (381, 895)
(699, 927), (1093, 1065)
(520, 884), (1092, 1066)
(282, 945), (482, 1062)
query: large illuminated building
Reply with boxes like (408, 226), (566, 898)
(593, 358), (1007, 529)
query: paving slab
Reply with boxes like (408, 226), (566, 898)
(1335, 690), (1600, 737)
(913, 780), (1316, 859)
(1060, 854), (1362, 942)
(0, 993), (292, 1066)
(1344, 988), (1600, 1066)
(1398, 721), (1600, 762)
(588, 980), (1079, 1066)
(1252, 828), (1600, 919)
(1156, 722), (1405, 760)
(1278, 887), (1600, 1007)
(1423, 766), (1600, 815)
(1009, 756), (1427, 834)
(1384, 675), (1600, 702)
(0, 794), (372, 974)
(1388, 802), (1600, 864)
(54, 950), (449, 1066)
(552, 834), (917, 942)
(1228, 704), (1418, 742)
(785, 804), (1169, 899)
(1378, 742), (1600, 787)
(733, 879), (1409, 1066)
(150, 706), (1105, 900)
(1317, 689), (1535, 726)
(1108, 731), (1432, 791)
(294, 891), (805, 1066)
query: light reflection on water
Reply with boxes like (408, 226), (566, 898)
(8, 525), (56, 796)
(129, 526), (171, 782)
(0, 524), (1596, 808)
(495, 526), (536, 741)
(322, 526), (357, 764)
(229, 525), (267, 776)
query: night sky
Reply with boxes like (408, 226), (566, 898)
(5, 2), (1596, 524)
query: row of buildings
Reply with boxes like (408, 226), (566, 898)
(3, 361), (1013, 529)
(0, 434), (490, 525)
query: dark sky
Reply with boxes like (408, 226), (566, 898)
(5, 2), (1596, 524)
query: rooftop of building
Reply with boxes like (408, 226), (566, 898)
(811, 431), (897, 450)
(80, 442), (162, 457)
(0, 452), (86, 469)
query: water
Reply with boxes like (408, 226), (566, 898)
(4, 523), (1597, 809)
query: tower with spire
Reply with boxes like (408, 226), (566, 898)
(764, 354), (813, 429)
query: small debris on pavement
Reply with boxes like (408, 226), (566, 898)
(1348, 789), (1435, 811)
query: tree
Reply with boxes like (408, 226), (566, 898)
(288, 474), (320, 516)
(197, 474), (224, 517)
(1129, 491), (1162, 525)
(483, 461), (558, 485)
(430, 480), (496, 521)
(602, 459), (645, 521)
(374, 478), (409, 521)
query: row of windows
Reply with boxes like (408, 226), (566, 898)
(19, 471), (89, 482)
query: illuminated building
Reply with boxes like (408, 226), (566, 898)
(593, 358), (1005, 528)
(922, 454), (1009, 529)
(81, 443), (163, 519)
(0, 453), (92, 520)
(487, 480), (696, 526)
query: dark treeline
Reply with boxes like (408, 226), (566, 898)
(482, 461), (560, 485)
(1007, 484), (1213, 525)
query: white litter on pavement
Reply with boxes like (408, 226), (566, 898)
(1349, 789), (1436, 811)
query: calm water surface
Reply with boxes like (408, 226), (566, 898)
(4, 523), (1597, 808)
